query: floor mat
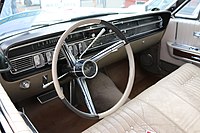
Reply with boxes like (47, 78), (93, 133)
(20, 98), (98, 133)
(104, 59), (163, 99)
(18, 59), (162, 133)
(87, 72), (123, 112)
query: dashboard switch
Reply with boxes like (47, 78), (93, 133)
(73, 45), (78, 56)
(82, 42), (87, 52)
(46, 51), (53, 64)
(33, 54), (45, 68)
(78, 43), (83, 54)
(42, 75), (48, 87)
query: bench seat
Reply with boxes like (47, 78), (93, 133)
(83, 63), (200, 133)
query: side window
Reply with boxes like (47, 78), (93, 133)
(175, 0), (200, 19)
(0, 0), (17, 18)
(146, 0), (175, 11)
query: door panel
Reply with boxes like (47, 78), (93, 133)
(160, 18), (200, 66)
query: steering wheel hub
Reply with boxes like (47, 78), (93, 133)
(75, 60), (98, 79)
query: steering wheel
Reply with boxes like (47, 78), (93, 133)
(52, 19), (135, 119)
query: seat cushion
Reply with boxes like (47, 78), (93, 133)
(83, 63), (200, 133)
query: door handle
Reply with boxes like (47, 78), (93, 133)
(193, 31), (200, 38)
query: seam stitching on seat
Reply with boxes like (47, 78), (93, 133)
(116, 109), (142, 132)
(124, 104), (157, 132)
(103, 118), (119, 133)
(181, 74), (198, 86)
(187, 87), (200, 103)
(92, 124), (104, 133)
(166, 84), (200, 114)
(185, 115), (200, 131)
(167, 69), (198, 86)
(163, 86), (200, 130)
(88, 119), (113, 133)
(85, 129), (92, 133)
(182, 83), (200, 103)
(114, 111), (131, 130)
(135, 98), (186, 133)
(111, 115), (127, 132)
(118, 108), (150, 132)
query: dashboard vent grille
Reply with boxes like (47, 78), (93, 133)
(114, 16), (163, 41)
(10, 56), (34, 74)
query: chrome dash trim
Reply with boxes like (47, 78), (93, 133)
(9, 36), (60, 51)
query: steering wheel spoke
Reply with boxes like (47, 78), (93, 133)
(61, 44), (76, 66)
(76, 78), (97, 115)
(90, 40), (126, 62)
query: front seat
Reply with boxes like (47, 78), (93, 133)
(83, 63), (200, 133)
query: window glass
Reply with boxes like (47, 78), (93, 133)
(0, 0), (181, 17)
(0, 0), (185, 38)
(175, 0), (200, 19)
(146, 0), (175, 11)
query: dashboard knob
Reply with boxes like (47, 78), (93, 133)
(92, 33), (95, 38)
(20, 80), (31, 89)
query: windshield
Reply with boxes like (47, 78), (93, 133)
(0, 0), (182, 38)
(0, 0), (181, 18)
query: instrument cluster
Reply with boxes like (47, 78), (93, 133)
(6, 25), (118, 81)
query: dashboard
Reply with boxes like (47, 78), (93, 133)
(0, 11), (171, 102)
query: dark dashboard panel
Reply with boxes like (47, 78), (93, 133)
(1, 11), (171, 81)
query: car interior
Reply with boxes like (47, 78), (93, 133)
(1, 0), (200, 132)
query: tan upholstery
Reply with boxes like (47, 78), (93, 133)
(0, 83), (33, 133)
(83, 63), (200, 133)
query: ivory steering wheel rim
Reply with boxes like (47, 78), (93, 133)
(52, 19), (135, 119)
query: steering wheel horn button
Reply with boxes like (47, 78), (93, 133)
(75, 60), (98, 79)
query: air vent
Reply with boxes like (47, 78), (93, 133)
(9, 51), (65, 74)
(10, 56), (34, 74)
